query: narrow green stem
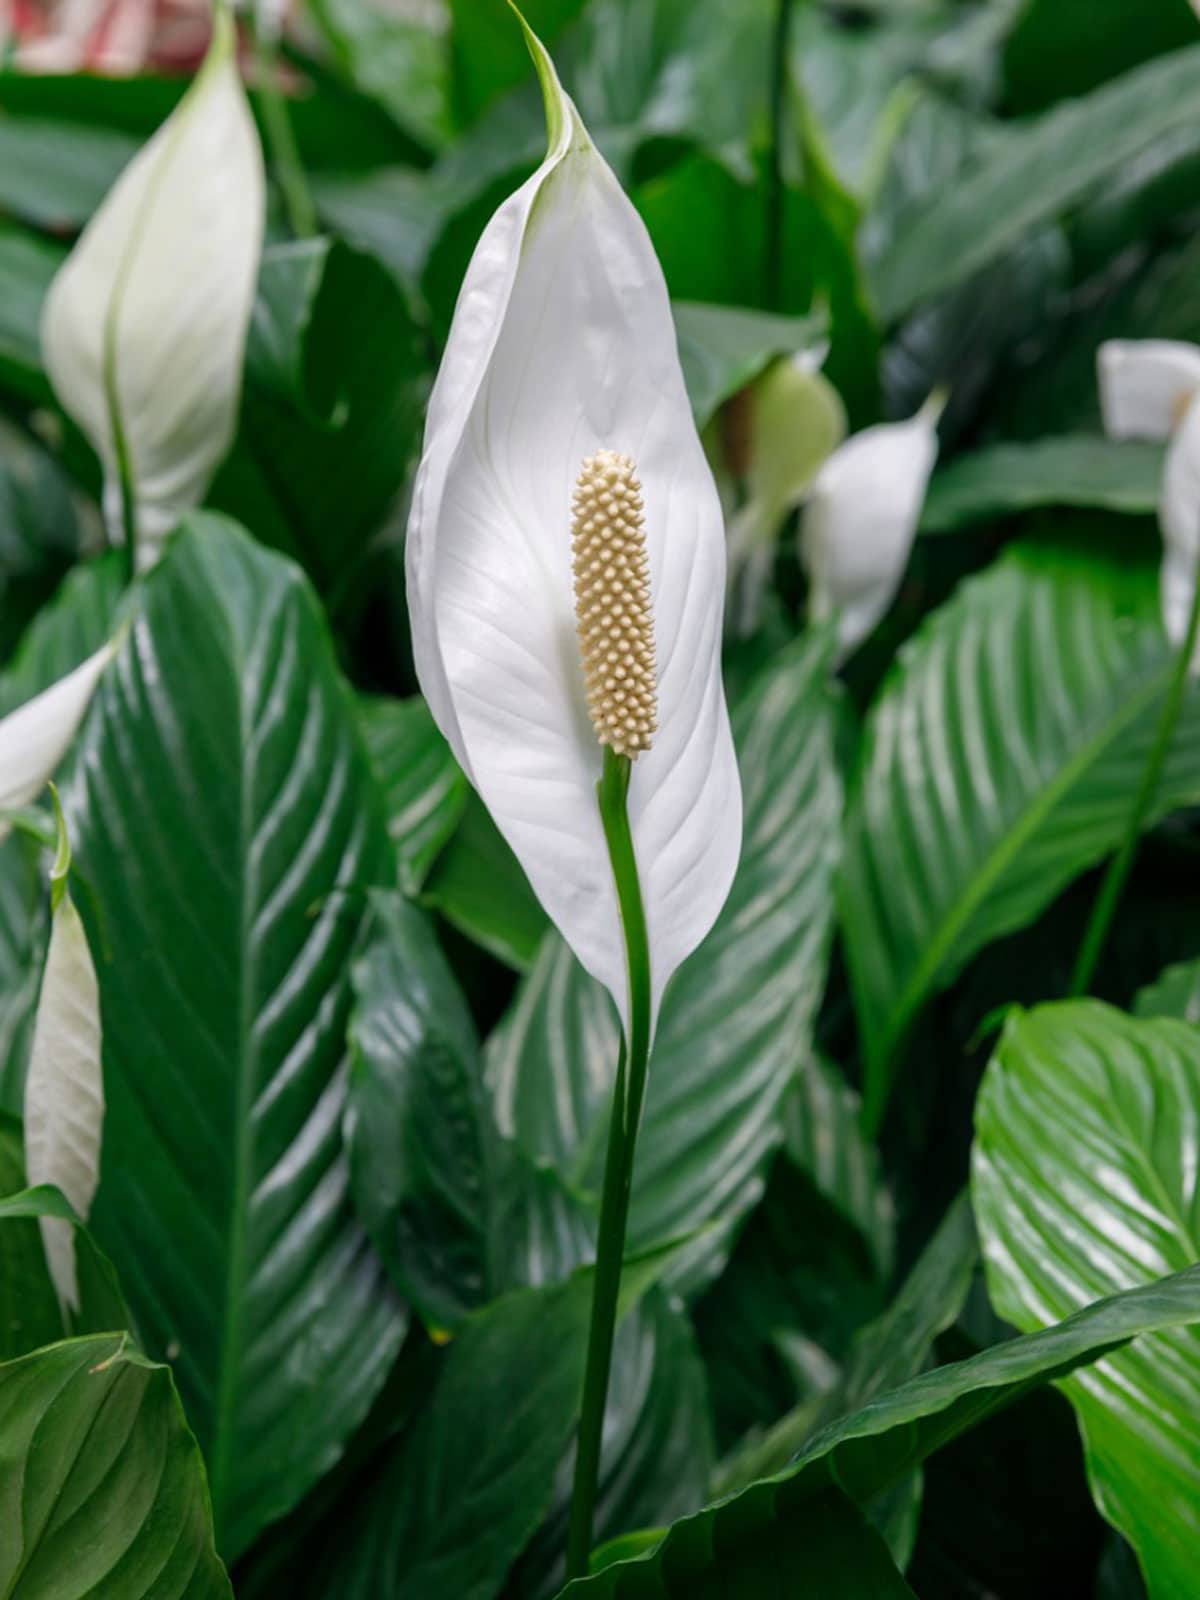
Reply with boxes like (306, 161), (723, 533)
(109, 403), (139, 585)
(765, 0), (795, 311)
(565, 748), (652, 1580)
(1070, 562), (1200, 997)
(254, 22), (318, 239)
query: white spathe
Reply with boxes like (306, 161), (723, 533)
(1097, 339), (1200, 665)
(24, 839), (104, 1317)
(0, 642), (116, 842)
(406, 20), (741, 1035)
(1097, 340), (1200, 442)
(801, 396), (942, 660)
(40, 6), (265, 572)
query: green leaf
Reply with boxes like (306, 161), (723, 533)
(920, 436), (1164, 535)
(0, 835), (43, 1114)
(782, 1052), (894, 1278)
(487, 630), (844, 1285)
(973, 1002), (1200, 1599)
(346, 890), (593, 1332)
(872, 42), (1200, 320)
(1134, 956), (1200, 1023)
(714, 1191), (976, 1498)
(298, 1276), (593, 1599)
(213, 239), (429, 596)
(1002, 0), (1199, 115)
(0, 1113), (61, 1360)
(672, 301), (827, 428)
(561, 1264), (1200, 1596)
(0, 1333), (233, 1597)
(306, 0), (454, 152)
(423, 790), (550, 970)
(358, 695), (468, 894)
(0, 1182), (131, 1344)
(571, 1487), (918, 1598)
(450, 0), (586, 124)
(0, 552), (125, 720)
(0, 420), (86, 660)
(0, 225), (60, 401)
(695, 1156), (886, 1455)
(511, 1293), (715, 1600)
(66, 516), (407, 1558)
(840, 537), (1200, 1126)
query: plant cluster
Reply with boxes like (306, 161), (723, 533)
(1, 1), (1199, 1596)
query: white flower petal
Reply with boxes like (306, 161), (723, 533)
(0, 641), (116, 839)
(24, 880), (103, 1317)
(1096, 339), (1200, 442)
(801, 398), (941, 660)
(407, 24), (741, 1032)
(1159, 394), (1200, 664)
(41, 8), (265, 570)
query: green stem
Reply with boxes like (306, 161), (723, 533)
(765, 0), (795, 311)
(254, 22), (318, 239)
(1070, 562), (1200, 997)
(108, 396), (139, 585)
(565, 748), (653, 1581)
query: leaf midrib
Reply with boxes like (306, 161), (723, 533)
(203, 577), (258, 1535)
(873, 658), (1175, 1081)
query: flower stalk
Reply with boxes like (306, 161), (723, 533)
(1070, 543), (1200, 996)
(566, 746), (653, 1580)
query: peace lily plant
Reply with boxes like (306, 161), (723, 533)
(406, 10), (741, 1575)
(40, 0), (265, 576)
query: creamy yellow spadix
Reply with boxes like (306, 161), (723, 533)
(572, 451), (658, 759)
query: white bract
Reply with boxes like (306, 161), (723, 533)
(24, 807), (104, 1317)
(406, 20), (741, 1034)
(801, 394), (943, 660)
(0, 642), (116, 842)
(1098, 340), (1200, 664)
(41, 5), (265, 572)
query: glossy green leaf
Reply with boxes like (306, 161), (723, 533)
(66, 515), (406, 1558)
(294, 1276), (592, 1599)
(782, 1052), (894, 1278)
(0, 421), (87, 661)
(512, 1293), (715, 1600)
(1134, 957), (1200, 1023)
(0, 1333), (232, 1598)
(715, 1191), (976, 1496)
(214, 239), (428, 595)
(841, 538), (1200, 1127)
(487, 630), (844, 1285)
(672, 301), (827, 428)
(307, 0), (454, 152)
(358, 696), (467, 894)
(920, 436), (1164, 536)
(346, 890), (592, 1331)
(0, 835), (43, 1114)
(1002, 0), (1198, 114)
(569, 1487), (918, 1598)
(0, 553), (125, 720)
(424, 790), (550, 970)
(973, 1002), (1200, 1599)
(0, 226), (60, 401)
(0, 1113), (60, 1360)
(0, 1182), (131, 1345)
(561, 1264), (1200, 1596)
(872, 42), (1200, 320)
